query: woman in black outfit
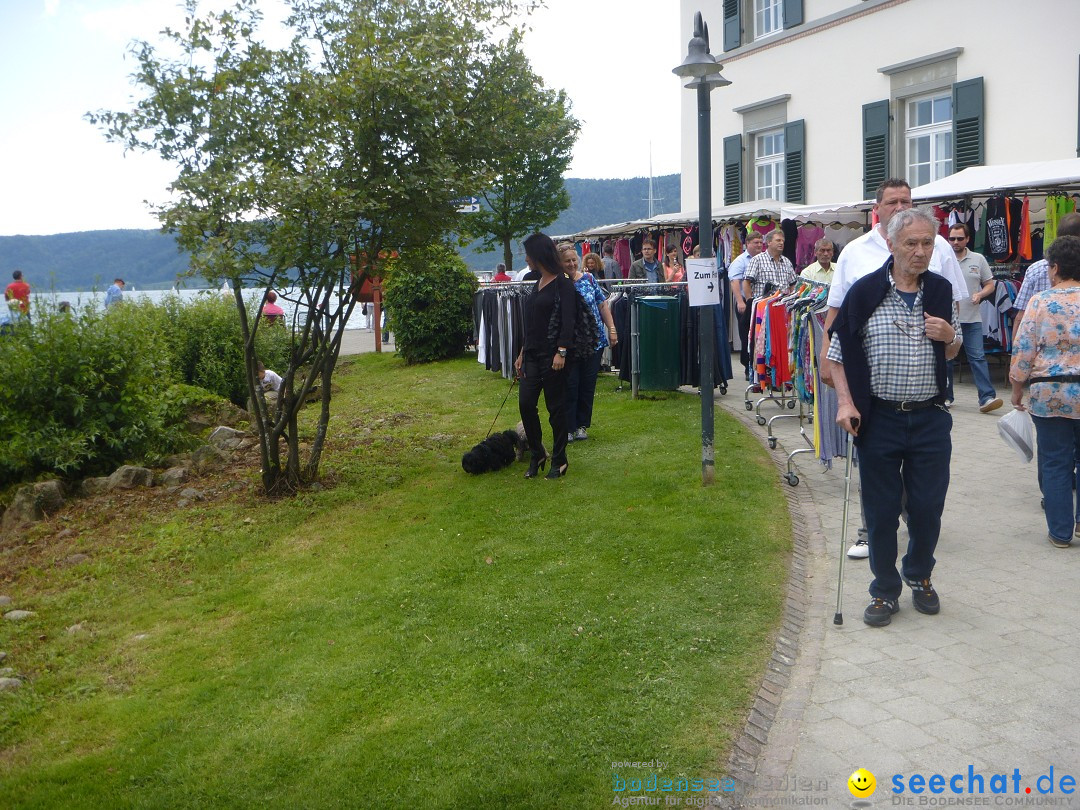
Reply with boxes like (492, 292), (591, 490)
(515, 233), (577, 479)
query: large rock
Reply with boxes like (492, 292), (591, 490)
(158, 466), (188, 487)
(78, 477), (111, 497)
(0, 677), (21, 691)
(208, 426), (247, 451)
(1, 481), (65, 532)
(4, 610), (35, 622)
(190, 445), (228, 474)
(108, 465), (154, 490)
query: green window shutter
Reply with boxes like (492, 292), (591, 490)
(724, 134), (743, 206)
(953, 77), (984, 171)
(784, 120), (806, 203)
(723, 0), (741, 52)
(862, 100), (891, 199)
(783, 0), (804, 29)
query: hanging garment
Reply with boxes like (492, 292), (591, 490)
(984, 196), (1010, 260)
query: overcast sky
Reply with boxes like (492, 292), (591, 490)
(0, 0), (683, 236)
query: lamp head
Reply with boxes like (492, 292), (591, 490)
(673, 11), (727, 78)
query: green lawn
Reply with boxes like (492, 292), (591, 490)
(0, 354), (791, 808)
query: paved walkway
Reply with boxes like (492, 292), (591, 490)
(714, 358), (1080, 807)
(338, 328), (391, 356)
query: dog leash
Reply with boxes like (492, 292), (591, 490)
(485, 377), (517, 438)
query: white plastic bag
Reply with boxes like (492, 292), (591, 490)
(998, 408), (1034, 463)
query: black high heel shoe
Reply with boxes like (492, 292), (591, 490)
(525, 454), (549, 479)
(545, 461), (568, 480)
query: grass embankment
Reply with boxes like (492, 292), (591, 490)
(0, 354), (791, 808)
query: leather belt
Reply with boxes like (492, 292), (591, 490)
(1029, 375), (1080, 385)
(872, 396), (942, 412)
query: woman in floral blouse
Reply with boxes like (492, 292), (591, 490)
(1010, 235), (1080, 547)
(560, 247), (617, 443)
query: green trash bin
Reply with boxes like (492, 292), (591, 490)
(637, 295), (680, 391)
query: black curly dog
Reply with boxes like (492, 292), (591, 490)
(461, 429), (526, 474)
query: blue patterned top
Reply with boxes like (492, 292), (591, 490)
(573, 272), (608, 351)
(1010, 286), (1080, 418)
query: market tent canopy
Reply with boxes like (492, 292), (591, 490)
(572, 199), (784, 238)
(779, 200), (874, 225)
(911, 158), (1080, 201)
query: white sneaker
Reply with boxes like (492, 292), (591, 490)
(567, 432), (575, 443)
(847, 538), (869, 559)
(574, 427), (588, 441)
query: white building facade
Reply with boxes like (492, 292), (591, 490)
(680, 0), (1080, 211)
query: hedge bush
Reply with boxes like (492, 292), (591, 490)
(0, 293), (293, 488)
(156, 294), (292, 407)
(383, 243), (478, 364)
(0, 301), (184, 485)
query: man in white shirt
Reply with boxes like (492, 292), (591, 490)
(822, 178), (964, 381)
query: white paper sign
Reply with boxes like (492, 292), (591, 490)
(686, 258), (721, 307)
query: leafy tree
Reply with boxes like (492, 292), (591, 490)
(89, 0), (525, 494)
(463, 31), (580, 271)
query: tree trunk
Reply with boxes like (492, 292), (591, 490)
(503, 237), (513, 277)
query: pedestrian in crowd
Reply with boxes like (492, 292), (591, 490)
(663, 244), (685, 283)
(581, 252), (606, 285)
(819, 178), (965, 560)
(799, 239), (836, 285)
(515, 232), (576, 480)
(5, 269), (30, 320)
(262, 290), (285, 324)
(601, 241), (622, 281)
(628, 239), (663, 283)
(728, 231), (765, 380)
(1009, 235), (1080, 548)
(492, 263), (512, 283)
(104, 278), (125, 309)
(946, 223), (1002, 413)
(827, 207), (962, 626)
(743, 229), (796, 302)
(1012, 213), (1080, 341)
(560, 245), (617, 444)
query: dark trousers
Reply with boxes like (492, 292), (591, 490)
(565, 348), (603, 432)
(737, 297), (754, 375)
(858, 401), (952, 600)
(1032, 415), (1080, 542)
(519, 351), (569, 467)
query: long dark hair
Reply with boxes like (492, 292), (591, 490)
(523, 232), (563, 277)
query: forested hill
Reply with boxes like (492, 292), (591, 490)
(0, 229), (193, 291)
(0, 174), (680, 289)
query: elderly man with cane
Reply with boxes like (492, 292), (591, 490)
(826, 208), (962, 627)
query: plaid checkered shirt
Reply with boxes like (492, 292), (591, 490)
(745, 252), (797, 299)
(827, 276), (960, 402)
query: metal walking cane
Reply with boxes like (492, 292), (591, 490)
(833, 421), (858, 626)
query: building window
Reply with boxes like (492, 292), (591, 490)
(905, 92), (953, 187)
(755, 129), (786, 201)
(754, 0), (782, 39)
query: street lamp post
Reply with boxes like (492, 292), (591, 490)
(673, 11), (730, 486)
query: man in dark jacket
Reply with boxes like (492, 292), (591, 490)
(827, 208), (962, 627)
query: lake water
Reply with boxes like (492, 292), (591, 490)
(29, 286), (374, 331)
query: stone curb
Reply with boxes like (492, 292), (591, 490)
(709, 390), (829, 808)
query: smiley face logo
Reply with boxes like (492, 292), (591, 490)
(848, 768), (876, 798)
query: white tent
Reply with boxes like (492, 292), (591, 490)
(911, 158), (1080, 201)
(779, 200), (874, 225)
